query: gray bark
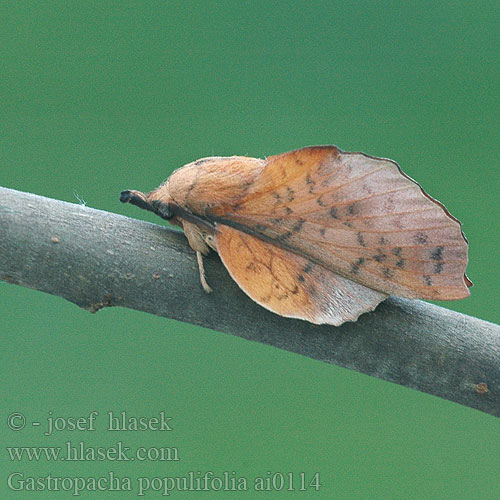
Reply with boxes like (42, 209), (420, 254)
(1, 186), (499, 416)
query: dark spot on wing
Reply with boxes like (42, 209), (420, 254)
(291, 285), (299, 295)
(351, 258), (365, 275)
(329, 207), (338, 219)
(396, 259), (405, 268)
(306, 174), (316, 193)
(343, 221), (353, 228)
(272, 217), (283, 224)
(434, 262), (443, 274)
(424, 275), (432, 286)
(286, 187), (295, 202)
(348, 203), (358, 215)
(274, 281), (289, 300)
(292, 219), (305, 232)
(379, 236), (389, 245)
(284, 207), (293, 215)
(373, 252), (387, 263)
(319, 228), (326, 236)
(391, 247), (402, 256)
(414, 232), (428, 245)
(357, 232), (367, 247)
(297, 274), (305, 283)
(430, 246), (444, 260)
(383, 268), (393, 278)
(317, 196), (326, 207)
(303, 262), (314, 274)
(255, 224), (268, 232)
(273, 192), (281, 202)
(246, 262), (257, 271)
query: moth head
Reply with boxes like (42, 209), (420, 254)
(120, 187), (174, 220)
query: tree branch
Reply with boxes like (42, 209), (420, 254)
(1, 186), (499, 416)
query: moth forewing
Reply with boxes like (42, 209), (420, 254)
(210, 147), (470, 302)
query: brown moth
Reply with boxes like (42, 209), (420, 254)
(120, 146), (471, 326)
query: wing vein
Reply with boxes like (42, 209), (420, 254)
(286, 184), (416, 212)
(241, 163), (391, 203)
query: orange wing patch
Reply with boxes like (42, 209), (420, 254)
(211, 147), (470, 301)
(216, 225), (387, 326)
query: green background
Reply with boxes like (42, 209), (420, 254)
(1, 1), (499, 498)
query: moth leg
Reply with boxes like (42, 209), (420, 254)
(196, 251), (212, 293)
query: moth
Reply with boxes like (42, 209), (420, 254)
(120, 146), (471, 326)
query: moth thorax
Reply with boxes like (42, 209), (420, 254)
(167, 156), (265, 215)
